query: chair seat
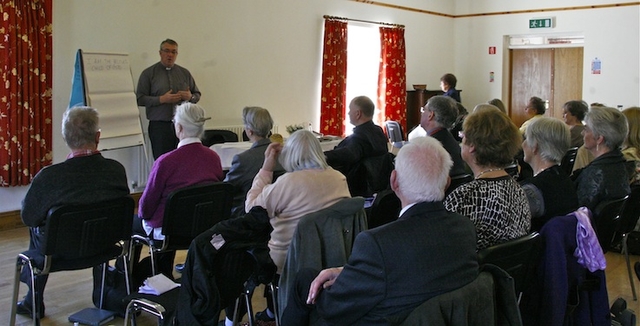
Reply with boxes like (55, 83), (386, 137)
(21, 246), (123, 274)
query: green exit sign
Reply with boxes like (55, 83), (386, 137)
(529, 18), (554, 29)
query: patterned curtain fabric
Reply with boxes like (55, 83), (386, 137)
(319, 19), (348, 137)
(377, 27), (407, 132)
(0, 0), (53, 187)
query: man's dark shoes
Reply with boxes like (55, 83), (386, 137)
(16, 300), (45, 319)
(255, 309), (275, 322)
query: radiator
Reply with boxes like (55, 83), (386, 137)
(211, 125), (279, 140)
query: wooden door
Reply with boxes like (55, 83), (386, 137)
(509, 48), (553, 127)
(509, 47), (583, 126)
(552, 47), (584, 120)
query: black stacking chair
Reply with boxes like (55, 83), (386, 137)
(592, 196), (628, 253)
(367, 189), (401, 229)
(202, 129), (239, 147)
(130, 182), (234, 276)
(10, 196), (134, 326)
(560, 147), (579, 175)
(616, 185), (640, 300)
(446, 173), (473, 196)
(478, 232), (541, 301)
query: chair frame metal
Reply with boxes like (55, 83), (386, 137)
(131, 182), (234, 276)
(10, 196), (134, 326)
(616, 185), (640, 300)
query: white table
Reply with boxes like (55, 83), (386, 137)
(211, 138), (343, 170)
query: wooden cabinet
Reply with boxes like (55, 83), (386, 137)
(405, 89), (443, 133)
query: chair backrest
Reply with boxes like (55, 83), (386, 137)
(277, 197), (367, 319)
(560, 147), (579, 175)
(504, 160), (519, 180)
(162, 182), (234, 250)
(385, 120), (404, 144)
(346, 152), (394, 197)
(592, 195), (628, 252)
(477, 232), (541, 295)
(202, 129), (239, 147)
(43, 196), (134, 263)
(618, 185), (640, 235)
(367, 189), (401, 229)
(446, 173), (473, 196)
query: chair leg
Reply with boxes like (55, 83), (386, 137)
(622, 235), (638, 300)
(26, 258), (40, 326)
(10, 256), (25, 326)
(269, 282), (279, 326)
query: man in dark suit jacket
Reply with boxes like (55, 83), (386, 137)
(17, 106), (130, 319)
(421, 95), (467, 176)
(324, 96), (390, 196)
(281, 137), (479, 325)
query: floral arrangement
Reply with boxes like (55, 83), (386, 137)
(285, 124), (305, 135)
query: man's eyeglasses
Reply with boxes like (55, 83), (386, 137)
(161, 49), (178, 55)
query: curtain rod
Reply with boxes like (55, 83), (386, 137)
(323, 15), (405, 28)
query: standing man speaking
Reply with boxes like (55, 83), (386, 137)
(137, 39), (201, 159)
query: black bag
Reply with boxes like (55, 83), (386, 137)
(92, 264), (129, 317)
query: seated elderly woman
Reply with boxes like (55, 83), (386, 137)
(622, 107), (640, 185)
(520, 117), (579, 231)
(132, 103), (224, 278)
(244, 129), (351, 321)
(572, 106), (630, 211)
(444, 107), (531, 250)
(224, 106), (285, 217)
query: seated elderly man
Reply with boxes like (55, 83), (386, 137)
(420, 95), (467, 176)
(324, 96), (390, 196)
(281, 137), (479, 325)
(17, 106), (130, 319)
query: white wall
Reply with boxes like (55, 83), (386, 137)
(453, 2), (640, 110)
(0, 0), (453, 212)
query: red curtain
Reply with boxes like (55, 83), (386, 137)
(319, 19), (348, 137)
(377, 27), (407, 131)
(0, 0), (53, 187)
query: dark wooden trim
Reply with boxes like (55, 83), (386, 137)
(0, 192), (143, 232)
(351, 0), (640, 18)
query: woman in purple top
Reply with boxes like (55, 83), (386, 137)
(134, 102), (223, 279)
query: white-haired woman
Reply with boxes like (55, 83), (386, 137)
(134, 102), (224, 278)
(572, 106), (630, 210)
(244, 130), (351, 322)
(520, 117), (579, 231)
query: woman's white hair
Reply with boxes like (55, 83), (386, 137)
(524, 117), (570, 163)
(279, 130), (328, 172)
(174, 102), (209, 138)
(395, 137), (452, 202)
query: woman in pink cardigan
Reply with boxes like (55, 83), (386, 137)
(245, 130), (351, 322)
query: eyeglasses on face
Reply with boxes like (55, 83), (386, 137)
(161, 49), (178, 55)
